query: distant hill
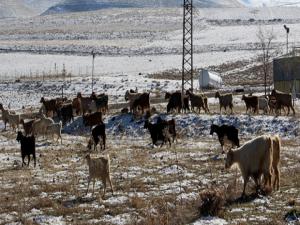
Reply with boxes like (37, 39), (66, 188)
(0, 0), (60, 18)
(0, 0), (33, 18)
(42, 0), (245, 15)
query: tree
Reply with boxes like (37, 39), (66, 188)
(257, 27), (276, 96)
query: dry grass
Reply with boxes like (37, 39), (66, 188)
(0, 124), (299, 224)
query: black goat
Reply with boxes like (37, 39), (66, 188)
(87, 123), (106, 151)
(16, 131), (36, 167)
(157, 117), (177, 143)
(144, 119), (171, 147)
(210, 124), (240, 153)
(57, 103), (74, 126)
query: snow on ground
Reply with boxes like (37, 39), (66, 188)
(0, 6), (299, 225)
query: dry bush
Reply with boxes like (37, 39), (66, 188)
(198, 188), (225, 217)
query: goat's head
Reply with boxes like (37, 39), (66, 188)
(215, 92), (220, 98)
(271, 89), (276, 96)
(124, 90), (130, 101)
(16, 131), (23, 143)
(40, 97), (45, 103)
(225, 149), (234, 169)
(77, 92), (82, 98)
(210, 124), (217, 135)
(241, 95), (245, 101)
(164, 92), (171, 100)
(85, 154), (91, 161)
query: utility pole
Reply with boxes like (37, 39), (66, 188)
(284, 25), (290, 54)
(91, 51), (96, 93)
(182, 0), (194, 98)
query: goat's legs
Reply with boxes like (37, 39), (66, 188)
(108, 176), (114, 195)
(92, 180), (95, 195)
(102, 178), (107, 198)
(27, 155), (31, 167)
(242, 176), (249, 197)
(22, 156), (26, 167)
(273, 167), (280, 190)
(86, 177), (91, 195)
(33, 154), (36, 167)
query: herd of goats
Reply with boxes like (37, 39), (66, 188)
(0, 88), (296, 197)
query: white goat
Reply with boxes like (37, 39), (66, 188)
(47, 121), (63, 144)
(32, 114), (54, 138)
(258, 97), (269, 114)
(225, 135), (273, 197)
(85, 154), (114, 198)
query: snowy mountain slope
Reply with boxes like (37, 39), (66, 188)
(42, 0), (245, 15)
(0, 0), (60, 18)
(0, 0), (33, 18)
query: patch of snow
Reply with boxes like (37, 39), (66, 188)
(192, 216), (228, 225)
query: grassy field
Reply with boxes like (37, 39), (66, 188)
(0, 128), (299, 224)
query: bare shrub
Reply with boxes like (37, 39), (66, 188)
(198, 188), (225, 217)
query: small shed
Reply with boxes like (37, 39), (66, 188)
(273, 56), (300, 97)
(198, 69), (222, 89)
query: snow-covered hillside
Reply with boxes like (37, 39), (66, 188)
(0, 0), (60, 18)
(43, 0), (245, 16)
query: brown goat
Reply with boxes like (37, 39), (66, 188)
(271, 89), (295, 115)
(186, 90), (209, 113)
(20, 119), (35, 136)
(40, 97), (58, 116)
(77, 92), (93, 115)
(131, 93), (150, 114)
(215, 92), (233, 114)
(83, 112), (103, 129)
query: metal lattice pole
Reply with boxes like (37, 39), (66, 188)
(91, 51), (95, 93)
(182, 0), (193, 97)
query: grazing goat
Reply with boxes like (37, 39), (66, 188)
(72, 97), (81, 115)
(258, 97), (269, 114)
(125, 90), (143, 113)
(215, 92), (233, 114)
(144, 120), (171, 147)
(47, 121), (63, 144)
(20, 119), (35, 136)
(16, 131), (36, 167)
(210, 124), (239, 153)
(186, 90), (209, 113)
(225, 135), (273, 197)
(32, 114), (54, 138)
(87, 123), (106, 151)
(242, 95), (258, 114)
(131, 93), (150, 114)
(77, 92), (93, 115)
(91, 93), (109, 114)
(40, 97), (57, 116)
(57, 103), (73, 126)
(166, 91), (189, 113)
(83, 112), (103, 129)
(157, 117), (177, 143)
(85, 154), (113, 198)
(271, 89), (295, 115)
(0, 103), (20, 130)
